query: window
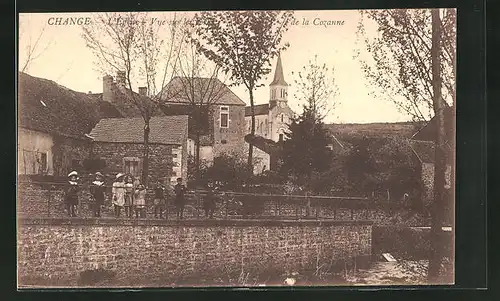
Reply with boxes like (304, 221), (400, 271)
(123, 157), (141, 178)
(220, 106), (229, 128)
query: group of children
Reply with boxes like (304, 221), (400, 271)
(63, 170), (193, 219)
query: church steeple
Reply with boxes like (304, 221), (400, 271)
(270, 53), (288, 86)
(269, 53), (288, 107)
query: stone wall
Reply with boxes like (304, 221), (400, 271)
(212, 105), (246, 159)
(52, 136), (92, 177)
(17, 218), (372, 287)
(93, 142), (177, 185)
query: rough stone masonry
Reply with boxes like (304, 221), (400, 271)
(17, 218), (373, 287)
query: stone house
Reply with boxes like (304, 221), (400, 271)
(158, 76), (247, 164)
(88, 115), (189, 186)
(244, 54), (296, 174)
(409, 106), (455, 205)
(17, 72), (122, 177)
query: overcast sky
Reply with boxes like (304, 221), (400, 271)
(18, 10), (414, 124)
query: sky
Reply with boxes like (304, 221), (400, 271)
(18, 10), (414, 124)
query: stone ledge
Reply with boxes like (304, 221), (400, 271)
(18, 217), (374, 227)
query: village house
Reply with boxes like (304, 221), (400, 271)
(244, 54), (296, 174)
(158, 76), (247, 163)
(409, 106), (455, 206)
(88, 115), (189, 186)
(17, 72), (122, 178)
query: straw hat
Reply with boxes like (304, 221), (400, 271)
(95, 172), (104, 177)
(68, 171), (78, 177)
(115, 173), (124, 180)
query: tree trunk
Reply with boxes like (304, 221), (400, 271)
(428, 8), (446, 283)
(142, 121), (151, 187)
(248, 87), (255, 174)
(195, 129), (201, 183)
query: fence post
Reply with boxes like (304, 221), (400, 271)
(295, 198), (299, 220)
(47, 185), (52, 218)
(350, 209), (354, 220)
(225, 197), (229, 220)
(334, 209), (337, 220)
(315, 198), (319, 219)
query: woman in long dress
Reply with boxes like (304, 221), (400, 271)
(112, 173), (125, 217)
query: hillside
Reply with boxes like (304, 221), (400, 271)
(324, 122), (425, 140)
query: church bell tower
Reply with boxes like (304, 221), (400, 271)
(269, 53), (288, 108)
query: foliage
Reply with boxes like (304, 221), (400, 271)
(280, 106), (332, 193)
(292, 54), (339, 121)
(342, 137), (379, 196)
(355, 9), (456, 121)
(201, 153), (252, 190)
(191, 10), (294, 170)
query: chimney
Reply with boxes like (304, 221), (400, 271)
(102, 75), (114, 103)
(116, 70), (126, 87)
(138, 86), (148, 96)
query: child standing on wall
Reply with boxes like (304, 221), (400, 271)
(153, 180), (165, 219)
(174, 177), (187, 219)
(89, 172), (106, 218)
(123, 174), (134, 218)
(64, 171), (79, 217)
(203, 180), (218, 219)
(112, 173), (125, 217)
(134, 183), (147, 218)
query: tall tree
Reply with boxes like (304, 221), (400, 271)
(292, 54), (339, 122)
(427, 8), (447, 283)
(162, 37), (231, 182)
(357, 9), (455, 281)
(356, 9), (456, 121)
(191, 10), (294, 173)
(281, 105), (331, 190)
(82, 12), (187, 185)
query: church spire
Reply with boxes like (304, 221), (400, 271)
(270, 53), (288, 86)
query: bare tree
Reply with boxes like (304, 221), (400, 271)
(355, 9), (456, 121)
(191, 10), (294, 173)
(161, 38), (231, 182)
(292, 54), (339, 123)
(81, 12), (188, 185)
(19, 18), (53, 73)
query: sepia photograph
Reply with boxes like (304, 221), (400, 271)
(17, 9), (456, 288)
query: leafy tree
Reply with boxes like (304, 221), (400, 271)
(203, 153), (252, 191)
(356, 9), (455, 121)
(280, 106), (332, 192)
(343, 137), (379, 196)
(356, 8), (454, 282)
(82, 12), (188, 185)
(191, 10), (294, 172)
(292, 54), (339, 121)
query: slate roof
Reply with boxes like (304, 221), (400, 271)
(411, 105), (455, 143)
(270, 54), (288, 86)
(245, 104), (270, 116)
(89, 115), (188, 145)
(157, 77), (246, 106)
(18, 72), (123, 139)
(409, 140), (435, 164)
